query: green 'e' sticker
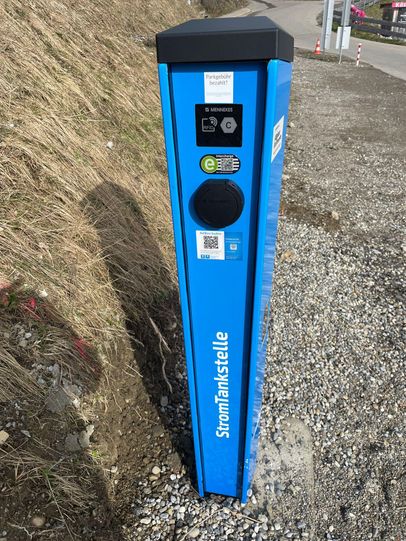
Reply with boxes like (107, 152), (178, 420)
(200, 155), (218, 174)
(200, 154), (240, 175)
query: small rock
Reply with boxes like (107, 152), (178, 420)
(65, 433), (81, 452)
(0, 431), (10, 445)
(331, 211), (340, 221)
(63, 382), (82, 397)
(106, 141), (114, 150)
(274, 523), (282, 531)
(152, 425), (164, 437)
(111, 465), (118, 474)
(140, 517), (151, 525)
(281, 250), (295, 263)
(166, 452), (182, 471)
(38, 289), (48, 298)
(275, 480), (285, 492)
(46, 387), (72, 413)
(32, 515), (46, 527)
(21, 430), (31, 438)
(48, 363), (60, 378)
(78, 425), (94, 449)
(151, 466), (161, 476)
(160, 396), (169, 407)
(188, 528), (200, 538)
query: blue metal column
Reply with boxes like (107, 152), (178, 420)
(168, 61), (267, 497)
(158, 63), (205, 495)
(241, 59), (293, 502)
(156, 16), (293, 500)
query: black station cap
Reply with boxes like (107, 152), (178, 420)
(156, 16), (294, 64)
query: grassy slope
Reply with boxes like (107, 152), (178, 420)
(0, 0), (192, 341)
(0, 0), (195, 538)
(365, 4), (382, 19)
(202, 0), (248, 16)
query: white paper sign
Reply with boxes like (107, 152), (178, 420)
(335, 26), (351, 49)
(204, 72), (234, 103)
(196, 230), (225, 260)
(271, 115), (285, 162)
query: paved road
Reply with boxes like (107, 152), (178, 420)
(232, 0), (406, 81)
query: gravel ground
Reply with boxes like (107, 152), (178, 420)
(122, 52), (405, 541)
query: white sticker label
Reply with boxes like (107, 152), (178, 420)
(271, 115), (285, 162)
(204, 72), (234, 104)
(196, 230), (225, 260)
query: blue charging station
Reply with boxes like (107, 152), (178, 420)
(156, 17), (293, 502)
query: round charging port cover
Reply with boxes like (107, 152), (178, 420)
(193, 180), (244, 229)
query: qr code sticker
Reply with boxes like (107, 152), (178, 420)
(220, 157), (234, 172)
(219, 156), (240, 173)
(203, 235), (219, 250)
(196, 230), (225, 260)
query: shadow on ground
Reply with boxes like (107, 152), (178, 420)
(81, 182), (195, 487)
(0, 179), (199, 540)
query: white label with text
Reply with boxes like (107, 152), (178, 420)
(204, 72), (234, 103)
(271, 115), (285, 162)
(196, 230), (225, 260)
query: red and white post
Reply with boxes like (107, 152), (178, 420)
(356, 43), (362, 67)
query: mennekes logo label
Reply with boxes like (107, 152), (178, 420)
(213, 331), (230, 439)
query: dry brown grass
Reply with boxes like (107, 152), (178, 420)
(0, 346), (43, 402)
(0, 0), (196, 537)
(202, 0), (248, 16)
(0, 0), (194, 338)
